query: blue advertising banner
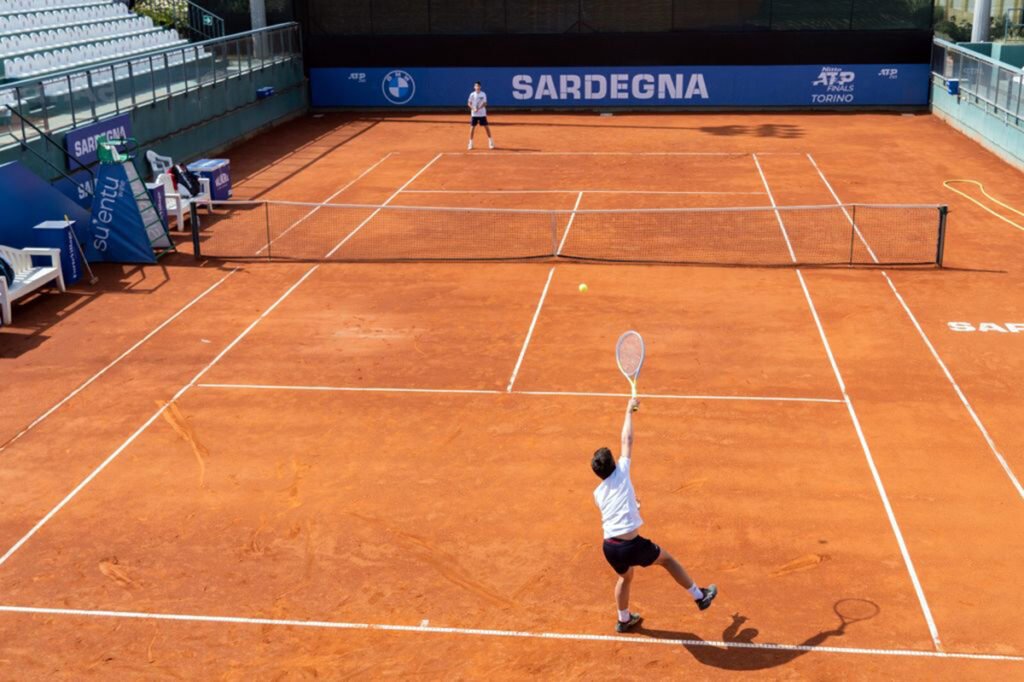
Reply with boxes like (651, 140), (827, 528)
(83, 163), (156, 264)
(63, 113), (133, 170)
(312, 64), (928, 108)
(52, 168), (96, 210)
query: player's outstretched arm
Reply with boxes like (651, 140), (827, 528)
(621, 398), (638, 459)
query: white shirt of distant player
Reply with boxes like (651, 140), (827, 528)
(468, 90), (488, 117)
(593, 454), (643, 539)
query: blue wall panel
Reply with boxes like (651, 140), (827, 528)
(312, 64), (930, 108)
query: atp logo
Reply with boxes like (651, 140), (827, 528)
(382, 70), (416, 105)
(813, 67), (856, 92)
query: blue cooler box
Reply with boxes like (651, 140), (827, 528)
(187, 158), (232, 201)
(33, 220), (82, 285)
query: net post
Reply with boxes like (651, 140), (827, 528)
(936, 205), (948, 267)
(264, 201), (272, 261)
(549, 211), (558, 257)
(191, 205), (202, 260)
(848, 204), (857, 265)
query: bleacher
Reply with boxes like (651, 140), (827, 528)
(1, 1), (191, 81)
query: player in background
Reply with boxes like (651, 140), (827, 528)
(468, 81), (495, 150)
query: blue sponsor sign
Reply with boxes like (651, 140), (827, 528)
(312, 65), (929, 108)
(63, 113), (133, 170)
(52, 168), (96, 210)
(83, 163), (156, 264)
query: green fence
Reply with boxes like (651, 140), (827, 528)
(0, 23), (302, 142)
(931, 37), (1024, 168)
(0, 23), (307, 186)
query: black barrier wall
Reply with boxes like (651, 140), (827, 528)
(302, 30), (933, 68)
(296, 0), (933, 34)
(202, 1), (934, 69)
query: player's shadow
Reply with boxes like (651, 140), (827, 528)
(697, 124), (803, 138)
(637, 606), (871, 671)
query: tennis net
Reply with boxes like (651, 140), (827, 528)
(192, 200), (948, 266)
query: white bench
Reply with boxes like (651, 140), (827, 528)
(0, 244), (65, 325)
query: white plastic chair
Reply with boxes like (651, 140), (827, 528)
(155, 172), (212, 231)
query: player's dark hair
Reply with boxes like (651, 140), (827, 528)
(475, 81), (482, 86)
(591, 447), (615, 480)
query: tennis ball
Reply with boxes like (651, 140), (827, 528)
(579, 283), (588, 293)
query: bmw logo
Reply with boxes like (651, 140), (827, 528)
(382, 70), (416, 105)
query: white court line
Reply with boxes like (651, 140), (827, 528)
(880, 277), (1023, 500)
(324, 153), (444, 258)
(807, 154), (1023, 501)
(752, 153), (798, 263)
(805, 154), (879, 263)
(401, 189), (767, 195)
(199, 384), (502, 396)
(0, 156), (449, 569)
(556, 191), (584, 255)
(0, 268), (239, 454)
(515, 390), (843, 404)
(0, 605), (1019, 663)
(255, 153), (393, 255)
(506, 267), (556, 392)
(795, 272), (942, 652)
(196, 383), (844, 404)
(756, 162), (941, 650)
(0, 268), (321, 569)
(441, 152), (804, 156)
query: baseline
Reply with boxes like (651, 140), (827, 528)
(401, 189), (766, 195)
(0, 605), (1018, 663)
(196, 383), (844, 404)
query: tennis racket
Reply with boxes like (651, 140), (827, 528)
(616, 330), (645, 411)
(833, 599), (880, 632)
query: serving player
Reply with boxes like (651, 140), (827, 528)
(592, 398), (718, 632)
(467, 81), (495, 150)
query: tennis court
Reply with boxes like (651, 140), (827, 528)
(1, 112), (1023, 678)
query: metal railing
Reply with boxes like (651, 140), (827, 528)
(931, 37), (1024, 129)
(0, 23), (301, 142)
(135, 0), (226, 41)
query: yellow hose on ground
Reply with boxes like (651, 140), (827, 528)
(942, 179), (1024, 233)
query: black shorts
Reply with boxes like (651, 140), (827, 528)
(470, 116), (489, 127)
(602, 535), (661, 575)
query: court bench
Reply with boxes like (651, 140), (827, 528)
(0, 244), (65, 325)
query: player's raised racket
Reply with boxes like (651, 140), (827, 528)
(833, 599), (880, 632)
(616, 330), (645, 410)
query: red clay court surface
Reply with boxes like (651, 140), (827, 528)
(1, 112), (1023, 679)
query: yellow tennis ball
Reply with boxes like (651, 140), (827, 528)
(579, 283), (588, 293)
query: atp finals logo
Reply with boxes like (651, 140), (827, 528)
(382, 70), (416, 104)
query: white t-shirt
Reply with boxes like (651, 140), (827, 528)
(468, 91), (488, 117)
(593, 455), (643, 539)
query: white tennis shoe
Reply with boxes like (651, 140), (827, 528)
(489, 139), (495, 149)
(467, 140), (473, 150)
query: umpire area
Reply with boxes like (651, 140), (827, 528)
(1, 112), (1023, 678)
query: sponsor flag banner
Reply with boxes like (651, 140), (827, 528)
(312, 65), (928, 108)
(81, 163), (157, 264)
(63, 114), (133, 171)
